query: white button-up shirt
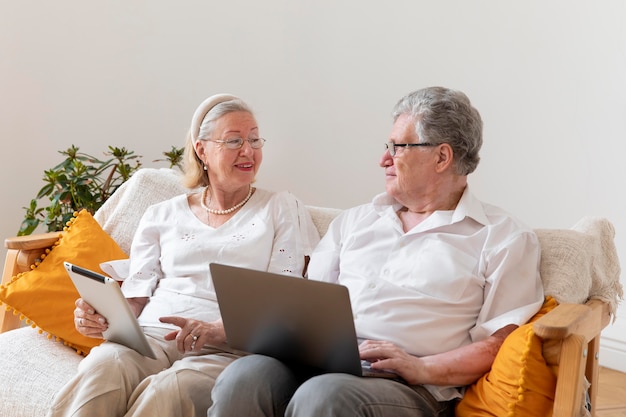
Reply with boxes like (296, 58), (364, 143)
(307, 187), (544, 401)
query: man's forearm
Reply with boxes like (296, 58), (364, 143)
(416, 324), (517, 386)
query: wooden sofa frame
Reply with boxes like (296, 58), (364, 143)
(0, 230), (613, 417)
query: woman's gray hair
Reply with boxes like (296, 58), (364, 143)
(392, 87), (483, 175)
(182, 98), (254, 189)
(197, 99), (253, 141)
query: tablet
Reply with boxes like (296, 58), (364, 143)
(63, 262), (156, 359)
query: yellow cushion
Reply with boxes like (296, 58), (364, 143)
(0, 210), (128, 355)
(456, 297), (558, 417)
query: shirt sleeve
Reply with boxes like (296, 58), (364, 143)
(121, 205), (164, 298)
(471, 229), (545, 341)
(266, 191), (321, 277)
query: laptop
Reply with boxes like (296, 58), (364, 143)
(210, 263), (397, 378)
(63, 262), (157, 359)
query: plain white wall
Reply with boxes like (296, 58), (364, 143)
(2, 1), (625, 369)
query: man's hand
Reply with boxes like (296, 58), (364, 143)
(359, 340), (422, 384)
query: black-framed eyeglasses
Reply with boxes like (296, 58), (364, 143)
(207, 138), (266, 150)
(385, 142), (436, 157)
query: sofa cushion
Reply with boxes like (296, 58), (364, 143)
(304, 205), (343, 237)
(0, 209), (128, 355)
(94, 168), (189, 253)
(0, 327), (80, 416)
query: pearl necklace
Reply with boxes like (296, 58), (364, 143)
(201, 186), (253, 215)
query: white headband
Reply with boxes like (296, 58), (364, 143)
(190, 93), (239, 143)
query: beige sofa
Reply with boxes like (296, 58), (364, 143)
(0, 168), (622, 417)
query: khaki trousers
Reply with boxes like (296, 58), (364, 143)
(46, 327), (242, 417)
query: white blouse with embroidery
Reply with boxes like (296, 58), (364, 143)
(121, 188), (320, 329)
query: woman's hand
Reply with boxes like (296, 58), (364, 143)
(159, 316), (227, 354)
(74, 298), (108, 339)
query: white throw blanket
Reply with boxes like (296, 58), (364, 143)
(537, 217), (623, 318)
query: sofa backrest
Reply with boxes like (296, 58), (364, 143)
(94, 168), (622, 316)
(94, 168), (189, 253)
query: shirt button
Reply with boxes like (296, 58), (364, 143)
(369, 283), (376, 289)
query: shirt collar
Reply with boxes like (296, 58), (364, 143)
(372, 186), (490, 227)
(451, 186), (490, 226)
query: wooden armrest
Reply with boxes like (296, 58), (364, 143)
(533, 299), (611, 417)
(533, 299), (610, 342)
(534, 300), (611, 367)
(4, 232), (61, 251)
(2, 232), (62, 281)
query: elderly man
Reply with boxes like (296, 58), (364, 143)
(207, 87), (544, 417)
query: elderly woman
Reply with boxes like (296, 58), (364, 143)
(46, 94), (320, 417)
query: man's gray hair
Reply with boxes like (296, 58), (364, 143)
(392, 87), (483, 175)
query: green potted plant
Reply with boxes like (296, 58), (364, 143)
(19, 144), (184, 236)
